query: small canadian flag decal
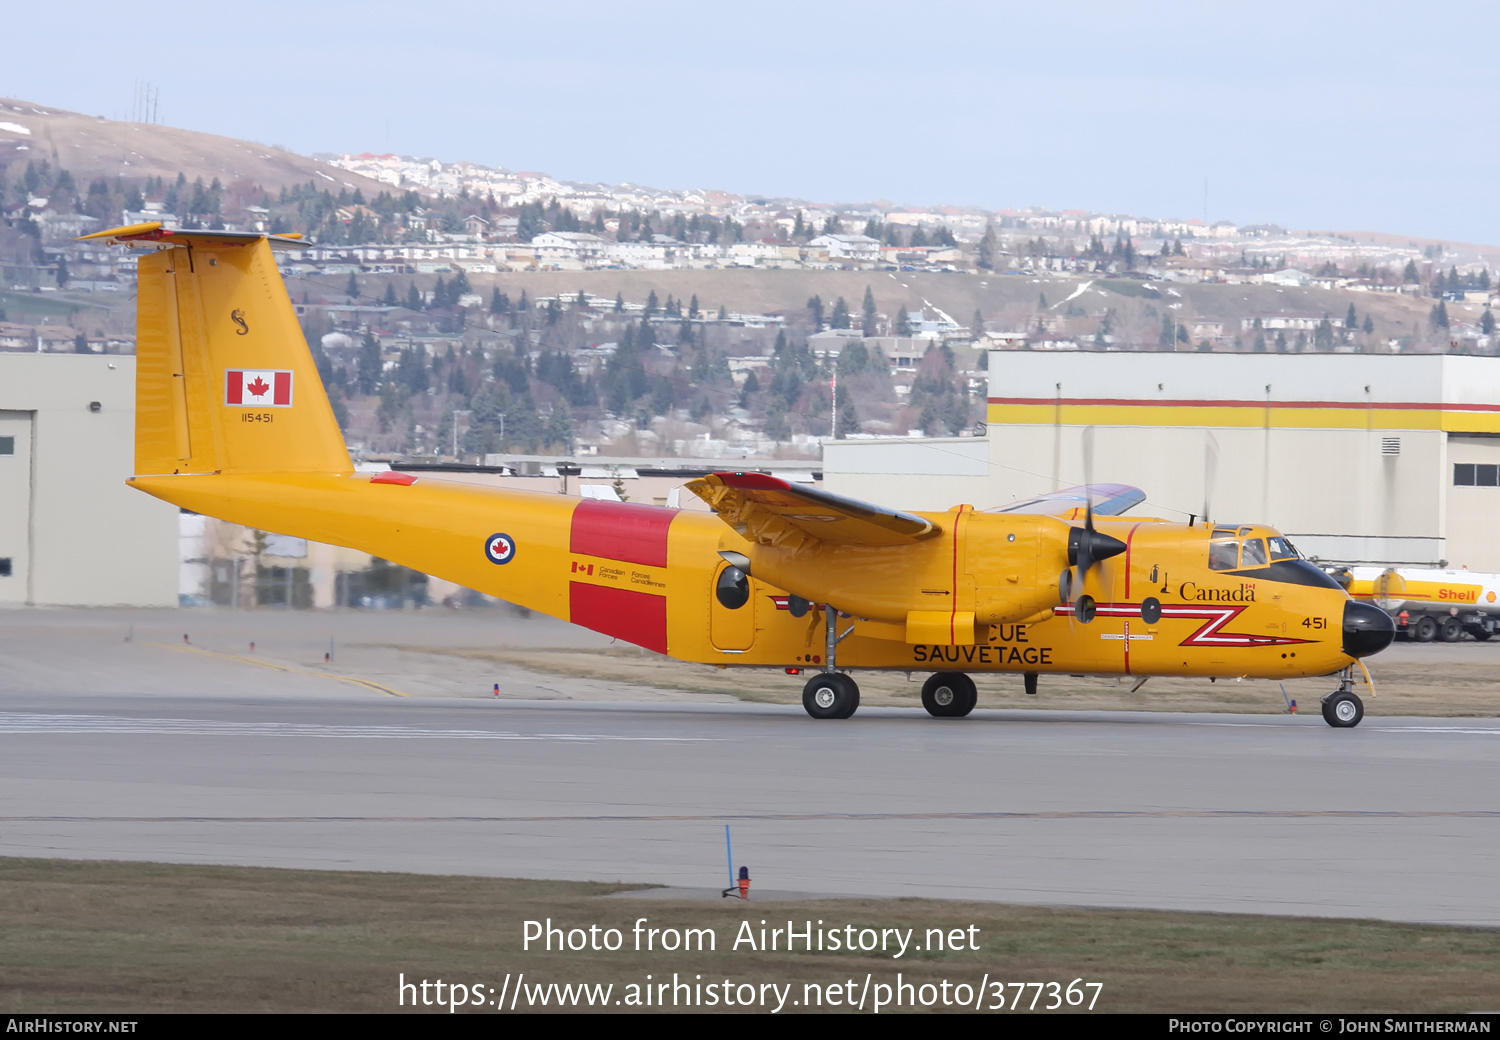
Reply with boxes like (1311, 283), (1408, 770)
(226, 369), (293, 407)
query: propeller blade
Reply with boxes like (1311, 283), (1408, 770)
(1203, 431), (1220, 524)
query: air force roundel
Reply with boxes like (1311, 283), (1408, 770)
(484, 532), (516, 565)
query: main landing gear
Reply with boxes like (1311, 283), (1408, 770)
(802, 604), (860, 719)
(921, 672), (977, 718)
(1321, 668), (1365, 729)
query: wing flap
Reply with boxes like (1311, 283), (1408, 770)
(686, 472), (938, 547)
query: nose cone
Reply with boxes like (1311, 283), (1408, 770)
(1343, 600), (1395, 658)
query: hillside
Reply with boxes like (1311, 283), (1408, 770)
(0, 98), (387, 199)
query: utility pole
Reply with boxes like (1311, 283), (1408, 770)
(830, 369), (837, 439)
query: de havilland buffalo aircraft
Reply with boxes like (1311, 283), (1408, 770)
(84, 223), (1395, 726)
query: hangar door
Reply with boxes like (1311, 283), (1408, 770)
(0, 411), (32, 604)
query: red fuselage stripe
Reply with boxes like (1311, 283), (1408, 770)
(568, 582), (668, 654)
(569, 499), (676, 567)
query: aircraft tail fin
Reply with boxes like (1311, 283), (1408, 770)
(81, 223), (351, 477)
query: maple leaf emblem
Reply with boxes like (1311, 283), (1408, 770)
(246, 376), (270, 397)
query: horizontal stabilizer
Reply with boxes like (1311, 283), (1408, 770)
(686, 472), (938, 547)
(78, 222), (309, 250)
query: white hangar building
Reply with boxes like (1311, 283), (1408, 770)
(0, 354), (178, 607)
(824, 351), (1500, 572)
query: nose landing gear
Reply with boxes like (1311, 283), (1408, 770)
(1321, 668), (1365, 728)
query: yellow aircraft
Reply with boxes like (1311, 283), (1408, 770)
(84, 223), (1394, 727)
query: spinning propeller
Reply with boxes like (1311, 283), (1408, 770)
(1060, 428), (1127, 621)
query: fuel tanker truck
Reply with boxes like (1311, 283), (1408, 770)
(1338, 567), (1500, 642)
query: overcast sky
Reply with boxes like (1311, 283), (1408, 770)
(7, 1), (1498, 243)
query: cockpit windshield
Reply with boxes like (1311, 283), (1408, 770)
(1208, 527), (1302, 570)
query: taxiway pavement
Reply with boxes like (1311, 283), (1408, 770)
(2, 650), (1497, 926)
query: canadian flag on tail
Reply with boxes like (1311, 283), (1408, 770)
(225, 369), (293, 407)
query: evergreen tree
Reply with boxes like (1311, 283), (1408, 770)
(977, 224), (999, 270)
(688, 293), (700, 319)
(544, 403), (574, 452)
(807, 295), (824, 328)
(897, 306), (911, 337)
(862, 287), (878, 337)
(835, 398), (860, 439)
(383, 283), (398, 307)
(1363, 314), (1375, 335)
(615, 292), (625, 314)
(736, 369), (761, 409)
(830, 296), (851, 329)
(1403, 260), (1420, 283)
(1482, 309), (1496, 336)
(74, 332), (89, 353)
(1315, 316), (1334, 350)
(1346, 304), (1358, 329)
(406, 282), (423, 311)
(356, 332), (383, 395)
(645, 290), (659, 317)
(346, 273), (358, 299)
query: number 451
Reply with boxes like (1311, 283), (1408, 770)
(1301, 617), (1327, 629)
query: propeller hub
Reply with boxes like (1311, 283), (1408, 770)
(1067, 527), (1127, 567)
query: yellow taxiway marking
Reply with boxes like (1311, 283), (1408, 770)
(145, 642), (409, 698)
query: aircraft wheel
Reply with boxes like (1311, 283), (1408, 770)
(802, 673), (860, 719)
(921, 672), (977, 718)
(1440, 617), (1464, 642)
(1413, 616), (1438, 642)
(1321, 690), (1364, 728)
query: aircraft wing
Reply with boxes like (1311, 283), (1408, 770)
(686, 472), (939, 547)
(985, 483), (1145, 518)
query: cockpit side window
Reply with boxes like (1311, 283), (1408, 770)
(1209, 539), (1239, 571)
(1241, 538), (1269, 567)
(1267, 536), (1300, 561)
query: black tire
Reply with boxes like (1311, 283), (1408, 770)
(1321, 691), (1364, 728)
(921, 672), (977, 718)
(1440, 617), (1464, 642)
(802, 673), (859, 719)
(1413, 616), (1438, 643)
(1469, 627), (1493, 642)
